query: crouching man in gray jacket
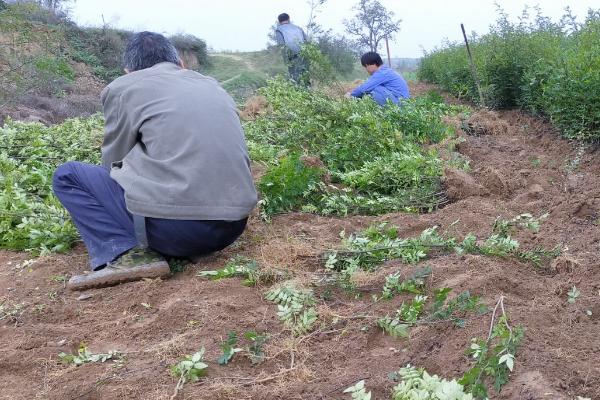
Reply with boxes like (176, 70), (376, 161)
(53, 31), (258, 290)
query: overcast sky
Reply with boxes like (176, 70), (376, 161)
(69, 0), (597, 58)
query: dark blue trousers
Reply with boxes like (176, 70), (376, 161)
(52, 161), (247, 270)
(370, 86), (398, 106)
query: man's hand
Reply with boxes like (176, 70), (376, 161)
(344, 92), (352, 99)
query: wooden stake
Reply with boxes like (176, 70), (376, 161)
(461, 23), (485, 107)
(385, 36), (392, 67)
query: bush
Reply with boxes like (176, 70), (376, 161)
(65, 26), (131, 82)
(258, 153), (324, 217)
(169, 34), (209, 68)
(537, 15), (600, 139)
(247, 78), (462, 217)
(316, 33), (358, 77)
(419, 6), (600, 140)
(0, 3), (74, 103)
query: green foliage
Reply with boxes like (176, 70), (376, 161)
(567, 286), (581, 304)
(492, 213), (547, 236)
(170, 348), (208, 383)
(540, 15), (600, 139)
(258, 153), (324, 218)
(325, 213), (558, 286)
(381, 266), (431, 300)
(325, 224), (455, 274)
(0, 2), (74, 102)
(214, 330), (269, 365)
(378, 295), (427, 338)
(335, 147), (442, 195)
(247, 78), (461, 218)
(344, 380), (372, 400)
(0, 116), (104, 253)
(427, 289), (488, 327)
(169, 33), (209, 68)
(198, 257), (261, 286)
(316, 33), (358, 77)
(391, 364), (474, 400)
(59, 344), (121, 365)
(460, 316), (524, 398)
(217, 331), (242, 365)
(378, 290), (486, 338)
(64, 25), (131, 82)
(419, 7), (600, 139)
(265, 283), (318, 335)
(299, 42), (337, 86)
(458, 213), (560, 267)
(244, 331), (268, 365)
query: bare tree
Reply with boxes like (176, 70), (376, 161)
(305, 0), (327, 39)
(37, 0), (71, 10)
(343, 0), (401, 52)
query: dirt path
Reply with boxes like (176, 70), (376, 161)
(1, 87), (599, 399)
(217, 53), (256, 72)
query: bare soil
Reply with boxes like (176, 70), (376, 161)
(1, 84), (599, 400)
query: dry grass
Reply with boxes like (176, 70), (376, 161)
(239, 95), (268, 121)
(463, 110), (510, 136)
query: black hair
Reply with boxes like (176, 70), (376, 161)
(360, 52), (383, 67)
(123, 31), (181, 72)
(278, 13), (290, 23)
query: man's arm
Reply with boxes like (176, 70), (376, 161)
(100, 86), (137, 169)
(350, 72), (388, 98)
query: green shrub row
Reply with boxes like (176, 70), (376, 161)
(419, 7), (600, 140)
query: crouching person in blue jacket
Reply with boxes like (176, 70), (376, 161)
(53, 31), (258, 291)
(345, 52), (410, 106)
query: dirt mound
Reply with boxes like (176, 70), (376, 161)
(2, 83), (600, 399)
(443, 167), (488, 200)
(1, 62), (103, 125)
(462, 109), (510, 136)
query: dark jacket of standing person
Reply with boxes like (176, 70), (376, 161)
(274, 13), (307, 57)
(274, 12), (309, 85)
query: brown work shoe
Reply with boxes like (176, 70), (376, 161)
(67, 248), (170, 291)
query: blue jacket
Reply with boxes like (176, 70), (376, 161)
(351, 66), (410, 105)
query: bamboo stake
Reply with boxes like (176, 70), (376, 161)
(385, 35), (392, 67)
(461, 23), (485, 107)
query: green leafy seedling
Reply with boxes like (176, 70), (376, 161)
(343, 380), (372, 400)
(567, 286), (580, 304)
(244, 331), (268, 365)
(217, 331), (242, 365)
(170, 347), (208, 383)
(59, 343), (120, 365)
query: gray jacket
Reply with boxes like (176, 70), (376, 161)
(275, 22), (307, 55)
(100, 62), (257, 221)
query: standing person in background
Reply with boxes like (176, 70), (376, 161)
(345, 52), (410, 106)
(275, 12), (310, 86)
